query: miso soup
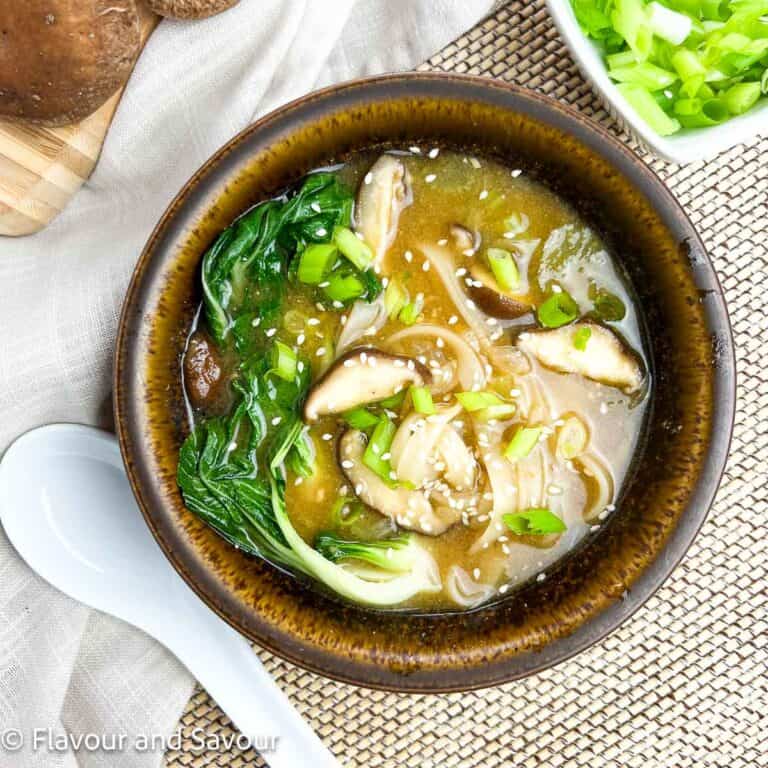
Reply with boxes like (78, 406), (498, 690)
(179, 148), (650, 610)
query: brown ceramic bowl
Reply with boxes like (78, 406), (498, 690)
(115, 73), (735, 692)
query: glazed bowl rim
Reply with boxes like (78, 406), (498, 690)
(115, 71), (736, 692)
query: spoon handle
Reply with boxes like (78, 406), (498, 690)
(163, 579), (340, 768)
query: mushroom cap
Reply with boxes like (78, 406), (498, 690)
(0, 0), (141, 125)
(517, 321), (644, 393)
(337, 429), (460, 536)
(355, 155), (412, 268)
(146, 0), (240, 18)
(303, 347), (431, 422)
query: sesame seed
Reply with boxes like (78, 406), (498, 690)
(364, 171), (373, 185)
(479, 190), (488, 200)
(428, 147), (440, 158)
(425, 174), (437, 183)
(316, 227), (327, 237)
(307, 318), (320, 326)
(296, 333), (305, 345)
(316, 347), (326, 357)
(551, 284), (562, 294)
(228, 441), (238, 451)
(448, 315), (458, 325)
(404, 250), (413, 263)
(536, 572), (546, 582)
(271, 416), (282, 426)
(499, 584), (509, 594)
(409, 146), (421, 154)
(511, 169), (522, 177)
(251, 317), (261, 327)
(422, 260), (430, 272)
(265, 328), (277, 337)
(437, 238), (448, 246)
(297, 361), (305, 373)
(469, 157), (481, 169)
(310, 202), (321, 213)
(341, 460), (354, 469)
(322, 433), (333, 441)
(455, 267), (467, 277)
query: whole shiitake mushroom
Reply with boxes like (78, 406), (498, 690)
(146, 0), (240, 19)
(0, 0), (142, 125)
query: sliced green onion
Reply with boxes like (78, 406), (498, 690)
(616, 83), (682, 136)
(330, 497), (364, 528)
(573, 326), (592, 351)
(700, 0), (728, 21)
(455, 390), (505, 412)
(611, 0), (653, 60)
(343, 407), (380, 430)
(323, 271), (365, 303)
(675, 97), (729, 127)
(671, 49), (706, 81)
(363, 417), (396, 482)
(486, 248), (520, 292)
(474, 403), (517, 422)
(590, 286), (626, 321)
(537, 289), (579, 328)
(608, 62), (678, 90)
(378, 389), (406, 410)
(503, 508), (566, 536)
(297, 243), (338, 284)
(270, 341), (297, 381)
(646, 1), (692, 45)
(333, 226), (374, 271)
(503, 426), (542, 462)
(384, 280), (408, 318)
(398, 293), (424, 326)
(722, 82), (762, 115)
(409, 386), (436, 415)
(573, 0), (768, 136)
(606, 50), (638, 70)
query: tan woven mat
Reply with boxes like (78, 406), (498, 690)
(164, 2), (767, 766)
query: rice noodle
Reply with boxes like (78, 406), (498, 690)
(445, 566), (495, 608)
(577, 451), (614, 522)
(389, 404), (461, 487)
(437, 427), (476, 490)
(386, 324), (486, 390)
(336, 293), (388, 354)
(419, 244), (494, 342)
(470, 422), (517, 553)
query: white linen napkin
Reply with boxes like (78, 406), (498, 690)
(0, 1), (493, 766)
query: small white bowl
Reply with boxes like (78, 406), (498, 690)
(545, 0), (768, 163)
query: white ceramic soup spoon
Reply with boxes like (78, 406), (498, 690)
(0, 424), (340, 768)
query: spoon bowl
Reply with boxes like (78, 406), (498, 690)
(0, 423), (339, 768)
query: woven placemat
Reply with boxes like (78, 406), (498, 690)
(164, 3), (767, 766)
